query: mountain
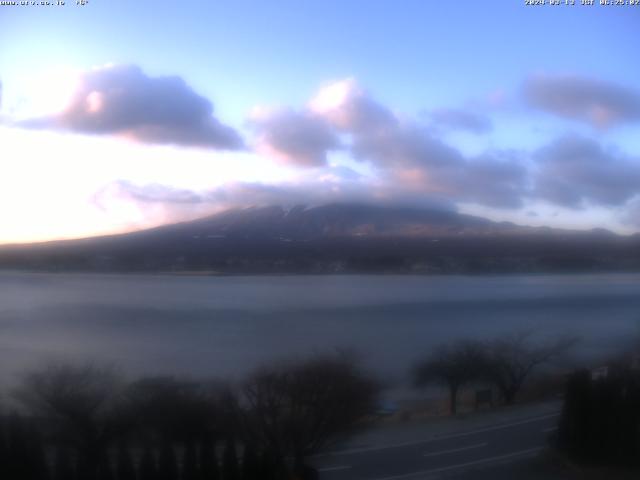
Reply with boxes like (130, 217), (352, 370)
(1, 204), (639, 274)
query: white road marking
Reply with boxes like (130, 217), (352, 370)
(316, 412), (559, 457)
(318, 465), (352, 472)
(372, 446), (544, 480)
(423, 442), (487, 457)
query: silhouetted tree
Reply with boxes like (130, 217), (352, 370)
(557, 368), (640, 467)
(30, 427), (49, 480)
(6, 414), (48, 480)
(6, 414), (30, 480)
(258, 449), (282, 480)
(0, 417), (7, 480)
(293, 462), (319, 480)
(482, 332), (577, 404)
(53, 446), (75, 480)
(183, 441), (200, 480)
(115, 443), (136, 480)
(237, 353), (379, 476)
(139, 446), (157, 480)
(240, 443), (261, 480)
(158, 442), (179, 480)
(200, 438), (220, 480)
(122, 376), (224, 444)
(414, 341), (486, 415)
(15, 364), (122, 479)
(96, 450), (114, 480)
(222, 439), (240, 480)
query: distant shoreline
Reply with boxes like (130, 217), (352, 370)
(2, 268), (640, 278)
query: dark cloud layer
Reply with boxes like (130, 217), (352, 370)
(106, 179), (455, 216)
(24, 65), (243, 149)
(533, 135), (640, 208)
(524, 74), (640, 128)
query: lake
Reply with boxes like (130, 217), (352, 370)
(1, 272), (639, 390)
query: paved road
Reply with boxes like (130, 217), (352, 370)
(314, 408), (560, 480)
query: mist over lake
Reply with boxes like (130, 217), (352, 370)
(1, 272), (639, 388)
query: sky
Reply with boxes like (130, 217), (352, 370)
(1, 0), (640, 243)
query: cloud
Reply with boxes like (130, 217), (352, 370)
(247, 78), (526, 209)
(307, 79), (464, 169)
(309, 78), (396, 134)
(428, 108), (493, 133)
(316, 165), (362, 182)
(440, 153), (527, 208)
(111, 181), (204, 204)
(249, 78), (395, 167)
(621, 197), (640, 228)
(106, 179), (363, 208)
(307, 79), (525, 208)
(78, 75), (631, 223)
(103, 174), (455, 216)
(248, 107), (340, 166)
(524, 74), (640, 128)
(383, 151), (527, 209)
(533, 135), (640, 208)
(249, 78), (459, 171)
(22, 64), (243, 149)
(351, 123), (464, 168)
(245, 77), (634, 212)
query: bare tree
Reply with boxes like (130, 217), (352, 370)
(15, 363), (122, 480)
(120, 375), (230, 451)
(482, 331), (577, 405)
(237, 353), (379, 475)
(414, 341), (486, 415)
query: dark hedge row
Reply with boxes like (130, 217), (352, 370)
(557, 368), (640, 468)
(0, 416), (303, 480)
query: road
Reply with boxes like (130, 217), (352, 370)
(314, 405), (560, 480)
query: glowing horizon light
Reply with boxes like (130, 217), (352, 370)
(11, 66), (81, 119)
(0, 122), (303, 244)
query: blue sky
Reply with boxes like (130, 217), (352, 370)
(1, 0), (640, 242)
